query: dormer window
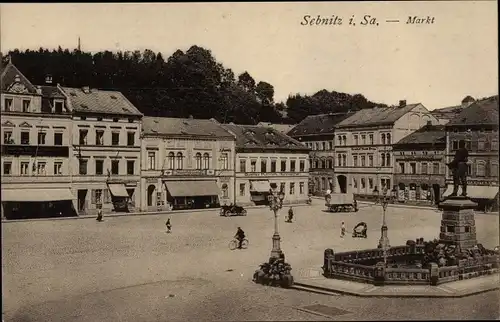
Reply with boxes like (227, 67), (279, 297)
(22, 100), (31, 112)
(54, 101), (63, 113)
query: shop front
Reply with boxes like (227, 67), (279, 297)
(249, 180), (270, 205)
(163, 180), (220, 210)
(107, 183), (130, 213)
(1, 188), (77, 220)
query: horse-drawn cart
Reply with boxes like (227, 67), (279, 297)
(325, 193), (358, 213)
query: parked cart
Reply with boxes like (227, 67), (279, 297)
(325, 193), (358, 213)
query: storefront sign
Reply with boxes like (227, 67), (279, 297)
(352, 147), (377, 151)
(1, 145), (69, 157)
(163, 169), (215, 176)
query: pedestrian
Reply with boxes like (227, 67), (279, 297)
(96, 208), (103, 222)
(340, 221), (346, 238)
(166, 218), (172, 233)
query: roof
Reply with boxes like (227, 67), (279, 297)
(222, 124), (309, 151)
(430, 105), (464, 120)
(40, 85), (65, 98)
(336, 104), (421, 128)
(256, 122), (296, 134)
(142, 117), (235, 139)
(287, 112), (354, 137)
(61, 87), (143, 116)
(0, 62), (38, 94)
(393, 125), (446, 148)
(446, 96), (499, 126)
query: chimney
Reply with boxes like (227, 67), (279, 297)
(45, 74), (53, 84)
(82, 86), (90, 94)
(399, 100), (406, 107)
(461, 96), (475, 108)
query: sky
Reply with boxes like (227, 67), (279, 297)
(0, 2), (498, 110)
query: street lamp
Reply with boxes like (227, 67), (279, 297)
(378, 185), (391, 266)
(267, 186), (286, 260)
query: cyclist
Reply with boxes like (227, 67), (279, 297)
(234, 227), (246, 249)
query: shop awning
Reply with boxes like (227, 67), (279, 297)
(250, 180), (270, 193)
(467, 185), (499, 199)
(165, 180), (219, 197)
(1, 189), (75, 202)
(108, 184), (129, 198)
(442, 184), (498, 199)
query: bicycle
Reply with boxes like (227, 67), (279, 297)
(228, 238), (249, 250)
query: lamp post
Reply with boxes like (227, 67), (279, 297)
(378, 186), (391, 266)
(267, 186), (286, 260)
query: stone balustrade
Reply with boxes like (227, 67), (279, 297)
(437, 266), (459, 284)
(385, 267), (429, 284)
(328, 261), (374, 283)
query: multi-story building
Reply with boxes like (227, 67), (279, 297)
(140, 117), (236, 211)
(444, 96), (499, 210)
(221, 124), (310, 206)
(61, 86), (143, 215)
(392, 124), (446, 205)
(431, 96), (474, 125)
(287, 112), (353, 195)
(1, 61), (75, 219)
(333, 101), (440, 197)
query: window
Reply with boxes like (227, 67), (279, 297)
(36, 162), (46, 175)
(111, 160), (119, 175)
(196, 153), (203, 170)
(4, 98), (12, 111)
(251, 160), (256, 172)
(342, 135), (347, 146)
(465, 140), (472, 151)
(478, 139), (486, 151)
(353, 156), (358, 167)
(386, 133), (391, 144)
(381, 134), (386, 145)
(3, 131), (13, 144)
(261, 159), (267, 173)
(337, 154), (342, 167)
(54, 133), (63, 146)
(299, 182), (305, 194)
(369, 155), (373, 167)
(386, 154), (391, 167)
(95, 159), (104, 175)
(467, 164), (472, 176)
(94, 189), (103, 205)
(433, 163), (440, 175)
(381, 153), (386, 167)
(369, 134), (374, 145)
(328, 142), (333, 150)
(410, 163), (416, 174)
(299, 160), (305, 172)
(446, 225), (455, 233)
(322, 142), (326, 150)
(222, 184), (229, 198)
(148, 151), (156, 170)
(399, 162), (405, 174)
(492, 139), (499, 151)
(476, 162), (485, 177)
(3, 162), (12, 175)
(51, 162), (62, 175)
(353, 178), (357, 188)
(239, 183), (246, 196)
(54, 101), (63, 113)
(79, 159), (88, 175)
(280, 182), (286, 192)
(421, 163), (428, 174)
(21, 131), (30, 145)
(354, 135), (359, 145)
(271, 160), (277, 172)
(281, 160), (287, 172)
(290, 160), (296, 172)
(490, 163), (498, 177)
(113, 118), (119, 122)
(239, 159), (246, 172)
(289, 183), (295, 195)
(127, 160), (135, 175)
(127, 132), (135, 146)
(361, 135), (366, 145)
(338, 136), (342, 146)
(452, 140), (458, 150)
(168, 152), (175, 170)
(176, 152), (183, 170)
(79, 130), (88, 145)
(361, 178), (366, 189)
(361, 155), (366, 167)
(369, 178), (374, 190)
(220, 153), (229, 170)
(112, 132), (120, 146)
(96, 131), (104, 145)
(203, 153), (210, 169)
(37, 132), (46, 145)
(22, 100), (30, 112)
(342, 154), (346, 166)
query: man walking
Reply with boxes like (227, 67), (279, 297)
(340, 221), (346, 238)
(166, 218), (172, 233)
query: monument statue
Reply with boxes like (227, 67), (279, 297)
(447, 140), (469, 197)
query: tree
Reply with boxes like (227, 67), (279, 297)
(255, 81), (274, 105)
(237, 71), (256, 93)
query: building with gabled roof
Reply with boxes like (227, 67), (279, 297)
(443, 95), (499, 211)
(1, 61), (76, 219)
(332, 100), (440, 198)
(60, 86), (143, 216)
(287, 112), (353, 195)
(221, 123), (310, 206)
(140, 116), (236, 211)
(256, 122), (296, 134)
(430, 96), (476, 125)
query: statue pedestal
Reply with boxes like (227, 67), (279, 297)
(439, 196), (477, 250)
